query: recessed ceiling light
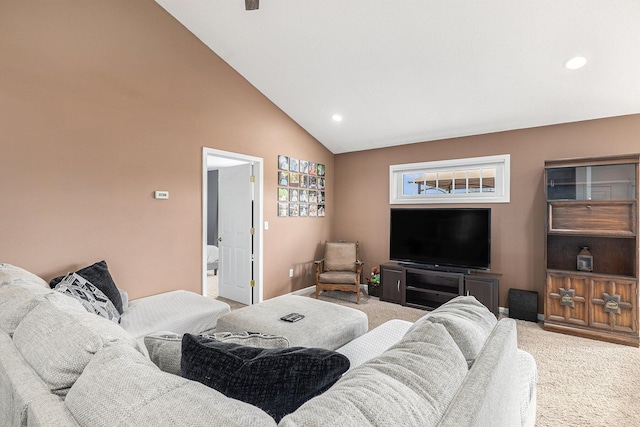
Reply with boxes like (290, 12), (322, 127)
(331, 114), (343, 122)
(564, 56), (587, 70)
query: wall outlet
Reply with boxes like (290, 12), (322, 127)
(289, 268), (294, 278)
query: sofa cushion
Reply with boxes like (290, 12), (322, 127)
(0, 263), (49, 288)
(409, 295), (497, 365)
(0, 330), (71, 427)
(12, 300), (145, 397)
(65, 345), (277, 427)
(0, 284), (86, 335)
(118, 288), (129, 310)
(0, 284), (50, 335)
(181, 333), (350, 422)
(120, 290), (230, 341)
(145, 331), (290, 376)
(49, 260), (123, 314)
(54, 272), (121, 323)
(280, 322), (468, 427)
(144, 332), (184, 375)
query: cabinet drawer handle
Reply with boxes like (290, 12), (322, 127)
(586, 205), (592, 209)
(397, 280), (400, 292)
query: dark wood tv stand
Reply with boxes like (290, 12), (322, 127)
(380, 263), (501, 317)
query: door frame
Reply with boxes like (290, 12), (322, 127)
(202, 147), (264, 304)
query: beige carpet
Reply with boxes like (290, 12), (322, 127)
(307, 289), (640, 427)
(207, 272), (249, 311)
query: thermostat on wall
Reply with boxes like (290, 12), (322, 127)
(154, 191), (169, 199)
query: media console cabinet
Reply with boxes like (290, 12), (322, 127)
(379, 263), (501, 317)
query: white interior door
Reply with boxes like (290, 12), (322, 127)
(218, 163), (253, 305)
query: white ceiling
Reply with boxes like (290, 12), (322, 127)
(156, 0), (640, 154)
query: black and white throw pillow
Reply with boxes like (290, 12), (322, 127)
(55, 272), (121, 323)
(49, 260), (123, 314)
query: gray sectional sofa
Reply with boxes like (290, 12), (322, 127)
(0, 263), (537, 426)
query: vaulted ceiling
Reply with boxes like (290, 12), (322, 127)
(156, 0), (640, 154)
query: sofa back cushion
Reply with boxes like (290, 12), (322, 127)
(12, 300), (145, 397)
(65, 345), (277, 427)
(0, 263), (49, 288)
(280, 322), (468, 427)
(408, 295), (497, 365)
(0, 284), (86, 335)
(0, 285), (50, 335)
(0, 330), (75, 427)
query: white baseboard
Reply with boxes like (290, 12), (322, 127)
(499, 306), (544, 321)
(290, 284), (371, 297)
(289, 285), (316, 296)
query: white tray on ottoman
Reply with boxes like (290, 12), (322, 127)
(215, 295), (368, 350)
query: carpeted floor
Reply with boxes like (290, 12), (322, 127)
(306, 288), (640, 427)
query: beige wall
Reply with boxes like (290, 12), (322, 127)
(334, 114), (640, 311)
(2, 1), (638, 309)
(0, 0), (332, 299)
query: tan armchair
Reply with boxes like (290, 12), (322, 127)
(314, 241), (363, 304)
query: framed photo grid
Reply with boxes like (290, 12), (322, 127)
(277, 154), (325, 217)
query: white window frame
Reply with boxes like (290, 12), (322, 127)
(390, 154), (510, 204)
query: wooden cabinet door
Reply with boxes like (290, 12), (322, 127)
(590, 277), (638, 334)
(465, 277), (498, 317)
(380, 265), (403, 304)
(546, 272), (589, 326)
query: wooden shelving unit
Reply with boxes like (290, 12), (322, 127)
(544, 154), (640, 347)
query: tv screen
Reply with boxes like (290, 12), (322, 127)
(390, 208), (491, 271)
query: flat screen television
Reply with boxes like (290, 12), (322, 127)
(390, 208), (491, 271)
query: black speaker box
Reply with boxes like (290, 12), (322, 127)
(508, 289), (538, 322)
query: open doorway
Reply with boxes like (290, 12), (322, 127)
(202, 148), (263, 306)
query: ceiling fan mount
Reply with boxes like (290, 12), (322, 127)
(245, 0), (259, 11)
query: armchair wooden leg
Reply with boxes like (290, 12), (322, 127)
(315, 286), (319, 299)
(356, 285), (360, 304)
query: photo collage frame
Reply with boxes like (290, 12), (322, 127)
(277, 155), (326, 217)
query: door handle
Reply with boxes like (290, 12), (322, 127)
(218, 237), (222, 243)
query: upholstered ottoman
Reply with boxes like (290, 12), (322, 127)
(215, 295), (368, 350)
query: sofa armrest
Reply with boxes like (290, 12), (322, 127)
(336, 319), (412, 370)
(438, 318), (521, 427)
